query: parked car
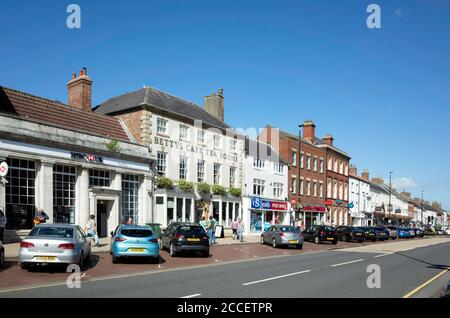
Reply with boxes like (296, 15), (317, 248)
(260, 225), (304, 249)
(437, 229), (445, 235)
(413, 228), (424, 238)
(372, 227), (389, 241)
(406, 228), (417, 238)
(160, 222), (210, 257)
(335, 226), (364, 243)
(423, 226), (436, 236)
(386, 226), (398, 240)
(302, 225), (337, 245)
(0, 241), (4, 268)
(359, 227), (377, 242)
(397, 228), (412, 239)
(110, 225), (159, 264)
(0, 209), (6, 242)
(19, 224), (91, 270)
(445, 228), (450, 235)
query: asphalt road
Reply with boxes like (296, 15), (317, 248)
(1, 241), (449, 298)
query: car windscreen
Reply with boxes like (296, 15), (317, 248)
(120, 229), (153, 237)
(322, 226), (335, 232)
(178, 226), (205, 236)
(279, 226), (300, 233)
(349, 227), (362, 231)
(374, 227), (385, 231)
(29, 227), (74, 238)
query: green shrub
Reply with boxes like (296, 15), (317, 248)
(212, 185), (227, 196)
(155, 176), (174, 190)
(105, 139), (121, 153)
(178, 180), (194, 192)
(197, 182), (211, 194)
(228, 187), (242, 197)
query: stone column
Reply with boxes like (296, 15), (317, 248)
(140, 173), (153, 224)
(218, 199), (223, 226)
(0, 156), (6, 217)
(38, 160), (54, 223)
(78, 167), (91, 226)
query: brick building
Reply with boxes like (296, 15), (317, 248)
(261, 121), (327, 228)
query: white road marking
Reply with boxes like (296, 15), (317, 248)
(331, 259), (364, 267)
(374, 253), (393, 258)
(243, 270), (311, 286)
(181, 293), (202, 298)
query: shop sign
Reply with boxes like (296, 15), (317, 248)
(303, 205), (326, 212)
(325, 200), (333, 206)
(251, 197), (288, 211)
(71, 152), (103, 163)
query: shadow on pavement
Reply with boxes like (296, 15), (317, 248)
(0, 260), (18, 273)
(393, 251), (450, 271)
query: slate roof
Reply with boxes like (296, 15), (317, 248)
(245, 137), (289, 165)
(370, 182), (390, 194)
(94, 86), (230, 131)
(0, 86), (130, 142)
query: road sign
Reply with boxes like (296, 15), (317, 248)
(0, 162), (8, 177)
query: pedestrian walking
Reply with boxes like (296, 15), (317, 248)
(237, 218), (245, 242)
(84, 215), (100, 247)
(231, 218), (239, 240)
(207, 216), (217, 245)
(199, 216), (207, 232)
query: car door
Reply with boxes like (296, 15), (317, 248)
(161, 224), (172, 249)
(303, 227), (312, 241)
(76, 227), (88, 256)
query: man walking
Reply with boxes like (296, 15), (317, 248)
(33, 209), (49, 226)
(207, 216), (216, 245)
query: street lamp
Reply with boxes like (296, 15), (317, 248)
(421, 190), (424, 226)
(388, 171), (393, 217)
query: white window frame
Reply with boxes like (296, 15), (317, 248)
(214, 135), (222, 150)
(229, 166), (236, 188)
(197, 160), (205, 183)
(273, 182), (284, 199)
(213, 163), (221, 185)
(179, 124), (189, 141)
(197, 130), (205, 144)
(157, 152), (167, 176)
(253, 179), (266, 196)
(157, 118), (168, 135)
(179, 156), (188, 180)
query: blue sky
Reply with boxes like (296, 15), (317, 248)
(1, 0), (449, 209)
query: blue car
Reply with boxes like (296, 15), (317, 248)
(397, 228), (411, 239)
(110, 225), (159, 264)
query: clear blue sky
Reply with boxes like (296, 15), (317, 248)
(1, 0), (449, 209)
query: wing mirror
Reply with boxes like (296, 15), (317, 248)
(110, 231), (114, 237)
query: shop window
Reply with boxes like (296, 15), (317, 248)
(5, 158), (36, 230)
(89, 169), (110, 187)
(213, 201), (220, 223)
(177, 198), (183, 222)
(53, 164), (76, 224)
(167, 197), (174, 224)
(185, 199), (192, 222)
(122, 174), (139, 224)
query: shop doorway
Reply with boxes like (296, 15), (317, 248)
(97, 201), (109, 238)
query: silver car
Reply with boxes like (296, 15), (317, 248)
(260, 225), (304, 249)
(19, 224), (91, 270)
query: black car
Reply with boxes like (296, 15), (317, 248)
(160, 223), (210, 257)
(359, 227), (377, 242)
(372, 226), (389, 241)
(336, 226), (365, 243)
(303, 225), (337, 245)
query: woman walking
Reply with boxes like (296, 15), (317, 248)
(237, 218), (245, 242)
(231, 218), (239, 240)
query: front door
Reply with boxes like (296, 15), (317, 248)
(97, 201), (108, 238)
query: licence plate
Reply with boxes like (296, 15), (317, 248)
(356, 233), (362, 235)
(288, 240), (298, 244)
(36, 256), (56, 261)
(128, 248), (145, 253)
(327, 238), (334, 241)
(187, 238), (200, 242)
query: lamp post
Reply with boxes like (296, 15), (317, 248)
(421, 190), (424, 226)
(297, 124), (304, 226)
(388, 171), (393, 222)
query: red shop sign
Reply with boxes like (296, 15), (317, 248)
(270, 201), (288, 211)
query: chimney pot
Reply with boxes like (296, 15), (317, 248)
(68, 68), (92, 111)
(361, 169), (369, 181)
(349, 165), (357, 177)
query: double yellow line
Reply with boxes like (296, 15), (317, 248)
(403, 267), (450, 298)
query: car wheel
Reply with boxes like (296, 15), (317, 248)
(202, 250), (209, 258)
(372, 239), (377, 242)
(297, 244), (303, 250)
(342, 235), (347, 242)
(0, 249), (5, 267)
(169, 243), (177, 257)
(260, 236), (265, 245)
(359, 240), (364, 243)
(332, 240), (338, 245)
(112, 254), (119, 264)
(20, 263), (29, 270)
(272, 238), (278, 248)
(314, 236), (320, 244)
(78, 252), (84, 271)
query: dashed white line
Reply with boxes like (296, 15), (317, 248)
(331, 259), (364, 267)
(374, 253), (393, 258)
(243, 270), (311, 286)
(181, 293), (202, 299)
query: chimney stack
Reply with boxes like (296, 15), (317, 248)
(67, 68), (92, 112)
(401, 191), (411, 198)
(204, 88), (224, 122)
(349, 164), (357, 177)
(371, 177), (384, 185)
(361, 169), (369, 181)
(323, 134), (334, 146)
(303, 120), (316, 143)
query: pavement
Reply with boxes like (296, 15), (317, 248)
(0, 236), (449, 297)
